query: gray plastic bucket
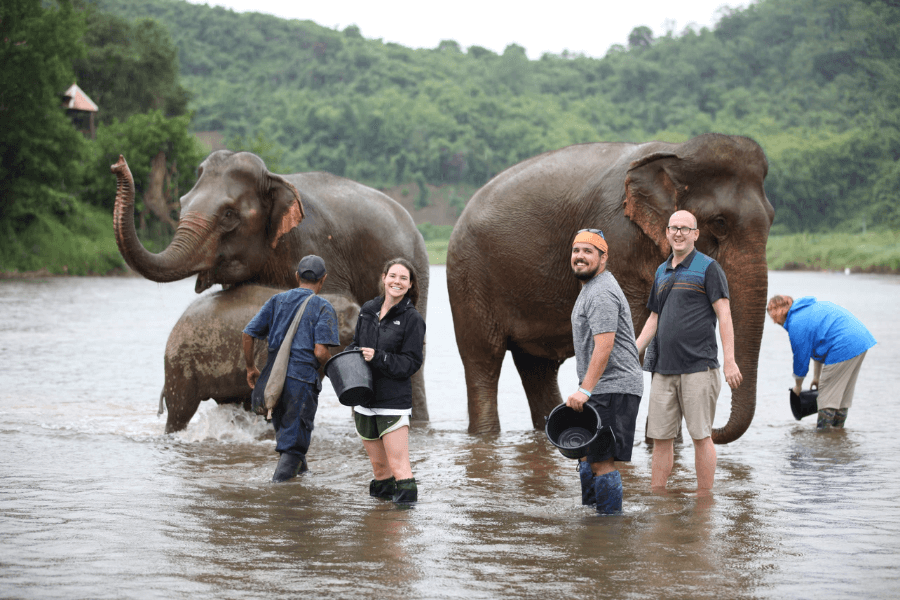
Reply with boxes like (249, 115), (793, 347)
(324, 349), (374, 407)
(545, 403), (603, 459)
(789, 388), (819, 420)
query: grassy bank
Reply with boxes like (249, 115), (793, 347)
(766, 231), (900, 273)
(4, 214), (896, 275)
(424, 230), (900, 271)
(0, 204), (125, 277)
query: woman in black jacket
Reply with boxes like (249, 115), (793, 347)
(352, 257), (426, 504)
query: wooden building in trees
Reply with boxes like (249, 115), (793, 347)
(62, 83), (99, 139)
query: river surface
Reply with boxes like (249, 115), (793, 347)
(1, 267), (899, 599)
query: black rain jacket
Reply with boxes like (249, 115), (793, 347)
(351, 296), (426, 410)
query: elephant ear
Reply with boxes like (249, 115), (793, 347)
(266, 174), (305, 249)
(623, 151), (683, 257)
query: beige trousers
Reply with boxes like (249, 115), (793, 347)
(817, 351), (867, 410)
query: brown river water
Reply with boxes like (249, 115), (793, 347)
(1, 267), (899, 599)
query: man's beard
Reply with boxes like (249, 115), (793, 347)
(572, 264), (599, 281)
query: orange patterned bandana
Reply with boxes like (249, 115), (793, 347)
(573, 230), (608, 254)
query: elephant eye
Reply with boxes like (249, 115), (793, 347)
(221, 208), (239, 231)
(709, 216), (728, 239)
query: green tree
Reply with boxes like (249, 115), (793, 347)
(73, 7), (190, 125)
(81, 110), (206, 231)
(628, 26), (654, 49)
(0, 0), (87, 228)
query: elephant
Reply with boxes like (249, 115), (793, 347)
(159, 284), (361, 433)
(111, 150), (430, 423)
(446, 133), (774, 442)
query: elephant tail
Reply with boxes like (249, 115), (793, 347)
(158, 387), (166, 417)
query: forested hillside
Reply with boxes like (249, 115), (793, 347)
(2, 0), (899, 275)
(94, 0), (900, 233)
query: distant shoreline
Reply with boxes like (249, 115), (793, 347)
(4, 230), (899, 279)
(3, 263), (899, 281)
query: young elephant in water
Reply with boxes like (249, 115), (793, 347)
(160, 284), (360, 433)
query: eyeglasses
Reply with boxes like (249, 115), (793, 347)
(577, 228), (605, 239)
(666, 226), (697, 235)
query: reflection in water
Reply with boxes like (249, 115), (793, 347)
(1, 271), (900, 599)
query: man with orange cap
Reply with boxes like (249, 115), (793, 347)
(568, 228), (643, 514)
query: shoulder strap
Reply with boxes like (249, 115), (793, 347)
(263, 294), (315, 414)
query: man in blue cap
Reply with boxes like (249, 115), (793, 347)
(243, 255), (340, 482)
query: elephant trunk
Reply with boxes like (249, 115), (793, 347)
(711, 260), (768, 444)
(112, 155), (218, 284)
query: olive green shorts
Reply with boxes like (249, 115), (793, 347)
(354, 413), (410, 441)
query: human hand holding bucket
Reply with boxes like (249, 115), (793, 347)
(324, 349), (375, 407)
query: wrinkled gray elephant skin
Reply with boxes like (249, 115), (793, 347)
(111, 150), (429, 422)
(160, 284), (360, 433)
(447, 133), (774, 441)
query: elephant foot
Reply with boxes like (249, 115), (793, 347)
(272, 452), (307, 482)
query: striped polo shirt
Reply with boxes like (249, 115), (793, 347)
(646, 249), (730, 374)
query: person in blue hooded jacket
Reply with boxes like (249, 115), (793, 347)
(767, 295), (876, 429)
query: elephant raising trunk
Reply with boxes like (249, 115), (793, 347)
(112, 156), (219, 291)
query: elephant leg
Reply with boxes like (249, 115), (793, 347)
(509, 346), (563, 430)
(164, 391), (203, 433)
(162, 364), (203, 433)
(459, 337), (506, 434)
(411, 369), (429, 422)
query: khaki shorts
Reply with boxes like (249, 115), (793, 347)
(817, 351), (867, 410)
(647, 369), (722, 440)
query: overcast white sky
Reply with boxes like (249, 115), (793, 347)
(186, 0), (752, 59)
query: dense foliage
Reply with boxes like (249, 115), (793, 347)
(92, 0), (900, 233)
(0, 0), (205, 273)
(0, 0), (87, 228)
(72, 8), (191, 125)
(3, 0), (899, 275)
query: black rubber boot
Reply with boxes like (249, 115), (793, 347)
(272, 452), (307, 482)
(370, 477), (396, 499)
(392, 478), (418, 504)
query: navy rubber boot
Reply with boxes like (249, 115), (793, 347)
(593, 470), (623, 515)
(370, 477), (397, 499)
(272, 452), (307, 482)
(392, 478), (418, 504)
(578, 460), (596, 506)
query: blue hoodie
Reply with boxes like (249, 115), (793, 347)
(783, 297), (876, 377)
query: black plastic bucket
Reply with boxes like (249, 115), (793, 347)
(789, 388), (819, 420)
(545, 403), (602, 459)
(324, 349), (374, 407)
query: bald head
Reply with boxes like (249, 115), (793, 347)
(666, 210), (699, 259)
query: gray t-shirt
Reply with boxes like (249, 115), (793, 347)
(571, 270), (643, 397)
